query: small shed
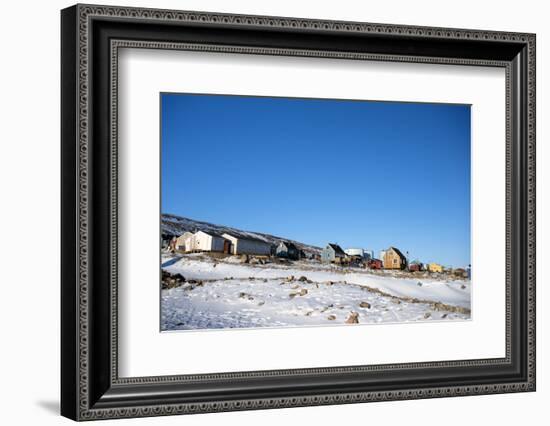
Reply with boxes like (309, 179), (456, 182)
(222, 233), (272, 256)
(175, 232), (194, 252)
(452, 268), (467, 278)
(383, 247), (407, 270)
(321, 243), (346, 263)
(367, 258), (383, 270)
(276, 241), (300, 260)
(408, 260), (423, 272)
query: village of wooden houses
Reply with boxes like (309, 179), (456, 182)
(166, 229), (469, 278)
(160, 216), (471, 331)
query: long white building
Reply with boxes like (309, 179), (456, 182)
(222, 233), (271, 255)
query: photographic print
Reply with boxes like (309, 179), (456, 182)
(160, 93), (471, 332)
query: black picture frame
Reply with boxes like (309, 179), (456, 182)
(61, 4), (536, 421)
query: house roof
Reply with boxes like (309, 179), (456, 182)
(280, 241), (299, 251)
(195, 230), (225, 238)
(327, 243), (346, 256)
(389, 246), (407, 260)
(177, 231), (194, 238)
(222, 232), (271, 245)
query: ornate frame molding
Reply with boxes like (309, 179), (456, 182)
(61, 4), (536, 421)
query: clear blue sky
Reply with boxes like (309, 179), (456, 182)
(161, 93), (471, 267)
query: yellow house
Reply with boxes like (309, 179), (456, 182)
(428, 263), (444, 273)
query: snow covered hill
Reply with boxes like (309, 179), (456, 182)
(162, 213), (322, 256)
(161, 254), (471, 331)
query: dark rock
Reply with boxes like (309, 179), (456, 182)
(359, 301), (371, 309)
(173, 273), (185, 282)
(238, 292), (254, 300)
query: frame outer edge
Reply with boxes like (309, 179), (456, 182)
(67, 4), (536, 421)
(61, 4), (80, 421)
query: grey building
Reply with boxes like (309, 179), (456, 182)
(321, 243), (347, 263)
(276, 241), (300, 260)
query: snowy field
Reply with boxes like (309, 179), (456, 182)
(161, 254), (471, 331)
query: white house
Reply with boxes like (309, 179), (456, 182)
(344, 248), (364, 258)
(344, 248), (374, 261)
(193, 230), (227, 253)
(222, 233), (271, 255)
(175, 232), (194, 252)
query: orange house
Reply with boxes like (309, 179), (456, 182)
(383, 247), (407, 270)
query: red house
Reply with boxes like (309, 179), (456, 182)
(408, 261), (423, 272)
(367, 258), (383, 270)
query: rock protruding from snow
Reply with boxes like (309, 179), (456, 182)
(345, 312), (360, 324)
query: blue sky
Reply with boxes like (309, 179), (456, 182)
(161, 93), (471, 267)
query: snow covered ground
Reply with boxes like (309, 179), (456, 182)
(161, 254), (471, 331)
